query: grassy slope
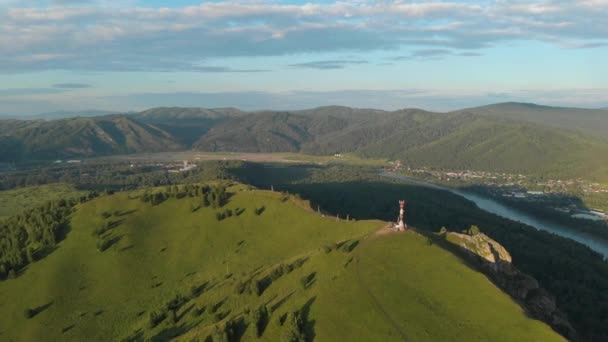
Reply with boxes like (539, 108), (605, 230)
(0, 183), (85, 218)
(0, 187), (561, 341)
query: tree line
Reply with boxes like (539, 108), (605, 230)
(0, 160), (244, 192)
(139, 184), (229, 209)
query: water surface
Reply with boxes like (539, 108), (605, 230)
(380, 173), (608, 258)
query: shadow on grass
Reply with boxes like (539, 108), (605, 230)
(269, 291), (295, 313)
(122, 329), (144, 342)
(115, 209), (138, 217)
(98, 235), (123, 252)
(301, 272), (316, 289)
(190, 281), (209, 297)
(30, 301), (54, 318)
(301, 297), (317, 342)
(211, 298), (228, 314)
(119, 244), (134, 252)
(177, 304), (195, 322)
(228, 316), (249, 342)
(61, 324), (75, 334)
(150, 324), (189, 342)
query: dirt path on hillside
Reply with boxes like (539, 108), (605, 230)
(354, 254), (410, 342)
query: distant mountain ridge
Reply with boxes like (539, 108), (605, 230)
(456, 102), (608, 139)
(0, 115), (182, 161)
(2, 102), (608, 180)
(131, 107), (245, 145)
(0, 110), (120, 120)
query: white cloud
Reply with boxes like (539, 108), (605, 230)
(0, 1), (606, 72)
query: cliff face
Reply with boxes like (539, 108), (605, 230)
(446, 232), (512, 269)
(445, 232), (576, 340)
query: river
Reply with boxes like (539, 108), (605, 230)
(380, 173), (608, 258)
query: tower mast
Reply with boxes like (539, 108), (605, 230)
(397, 200), (407, 231)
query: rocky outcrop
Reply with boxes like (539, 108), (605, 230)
(446, 232), (514, 273)
(445, 231), (577, 340)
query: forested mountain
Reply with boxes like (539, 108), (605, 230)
(357, 115), (608, 179)
(132, 107), (244, 145)
(3, 104), (608, 180)
(458, 102), (608, 139)
(0, 110), (119, 120)
(192, 107), (608, 180)
(194, 112), (314, 152)
(0, 115), (182, 161)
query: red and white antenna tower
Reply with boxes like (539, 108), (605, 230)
(396, 200), (407, 231)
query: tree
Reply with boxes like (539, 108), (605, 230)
(26, 247), (36, 263)
(468, 225), (481, 236)
(7, 269), (16, 279)
(282, 311), (305, 342)
(202, 193), (211, 207)
(149, 310), (167, 328)
(211, 326), (229, 342)
(97, 238), (114, 252)
(0, 264), (7, 279)
(210, 185), (228, 208)
(166, 294), (187, 323)
(151, 192), (166, 206)
(251, 305), (269, 337)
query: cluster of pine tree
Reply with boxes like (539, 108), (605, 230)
(0, 192), (98, 280)
(139, 184), (229, 209)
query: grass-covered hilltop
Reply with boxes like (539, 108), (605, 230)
(0, 181), (563, 341)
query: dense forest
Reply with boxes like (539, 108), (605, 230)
(0, 161), (240, 191)
(464, 185), (608, 242)
(0, 192), (99, 279)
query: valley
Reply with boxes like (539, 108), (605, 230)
(3, 1), (606, 340)
(380, 172), (608, 258)
(1, 103), (608, 341)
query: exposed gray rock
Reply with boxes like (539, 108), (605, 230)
(445, 231), (577, 340)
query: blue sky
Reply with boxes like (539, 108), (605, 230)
(0, 0), (607, 114)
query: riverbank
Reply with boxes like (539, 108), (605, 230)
(380, 172), (608, 258)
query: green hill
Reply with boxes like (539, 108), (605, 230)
(191, 107), (608, 180)
(0, 115), (183, 161)
(132, 107), (244, 146)
(457, 102), (608, 139)
(365, 116), (608, 180)
(0, 184), (562, 341)
(0, 183), (85, 218)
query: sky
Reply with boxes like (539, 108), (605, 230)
(0, 0), (607, 115)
